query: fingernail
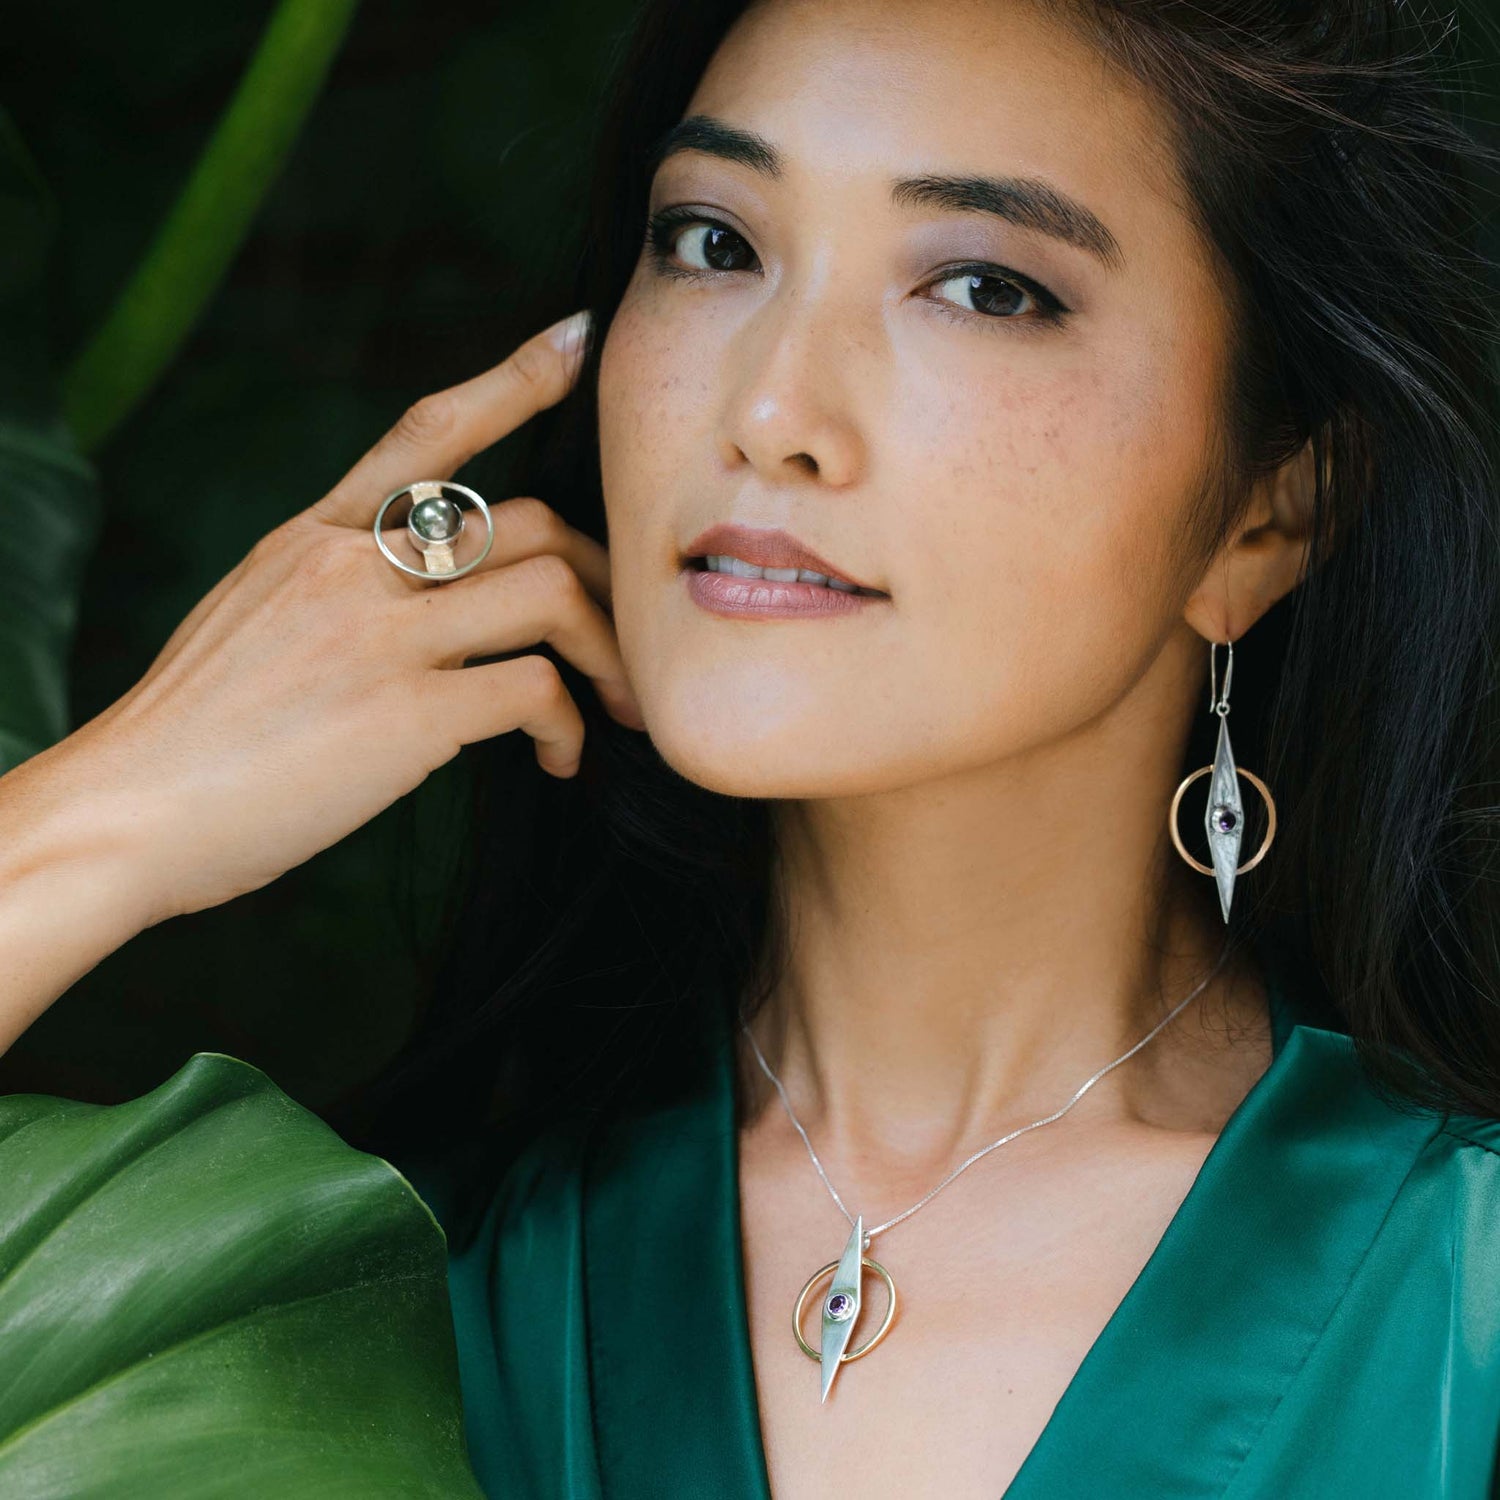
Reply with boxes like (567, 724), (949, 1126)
(546, 309), (593, 359)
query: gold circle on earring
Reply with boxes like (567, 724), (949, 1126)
(793, 1257), (899, 1362)
(1168, 765), (1278, 876)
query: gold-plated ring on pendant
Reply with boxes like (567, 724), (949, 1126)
(1168, 764), (1278, 876)
(793, 1257), (898, 1362)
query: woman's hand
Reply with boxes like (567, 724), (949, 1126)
(1, 310), (642, 971)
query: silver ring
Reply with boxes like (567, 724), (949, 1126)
(373, 479), (495, 582)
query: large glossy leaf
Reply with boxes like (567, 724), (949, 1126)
(0, 1051), (484, 1498)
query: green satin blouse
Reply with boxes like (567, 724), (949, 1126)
(399, 955), (1500, 1498)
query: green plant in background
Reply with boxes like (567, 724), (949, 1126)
(0, 107), (101, 775)
(0, 9), (493, 1492)
(0, 0), (628, 1111)
(62, 0), (361, 456)
(0, 0), (361, 771)
(0, 1050), (483, 1497)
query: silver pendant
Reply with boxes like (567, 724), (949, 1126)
(792, 1214), (900, 1401)
(820, 1216), (865, 1401)
(1205, 713), (1244, 922)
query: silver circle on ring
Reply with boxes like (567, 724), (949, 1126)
(373, 479), (496, 582)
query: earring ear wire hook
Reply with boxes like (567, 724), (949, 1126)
(1210, 637), (1234, 714)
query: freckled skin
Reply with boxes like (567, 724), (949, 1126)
(595, 1), (1316, 1494)
(597, 0), (1291, 801)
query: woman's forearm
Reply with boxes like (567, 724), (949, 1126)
(0, 745), (158, 1057)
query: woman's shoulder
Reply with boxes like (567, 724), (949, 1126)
(1381, 1098), (1500, 1278)
(1270, 1012), (1500, 1286)
(1272, 969), (1500, 1193)
(1437, 1111), (1500, 1160)
(1315, 1030), (1500, 1185)
(1393, 1111), (1500, 1357)
(1427, 1109), (1500, 1231)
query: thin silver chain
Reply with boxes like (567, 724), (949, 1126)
(738, 939), (1232, 1252)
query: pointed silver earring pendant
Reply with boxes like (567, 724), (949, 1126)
(1168, 638), (1278, 922)
(1205, 652), (1245, 921)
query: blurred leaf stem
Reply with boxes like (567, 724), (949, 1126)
(61, 0), (362, 454)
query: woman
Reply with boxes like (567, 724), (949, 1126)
(3, 0), (1499, 1494)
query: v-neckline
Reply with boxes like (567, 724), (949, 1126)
(724, 957), (1301, 1497)
(581, 949), (1444, 1498)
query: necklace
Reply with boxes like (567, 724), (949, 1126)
(738, 945), (1230, 1402)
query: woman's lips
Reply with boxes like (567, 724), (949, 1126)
(682, 563), (887, 618)
(680, 523), (885, 595)
(677, 522), (888, 618)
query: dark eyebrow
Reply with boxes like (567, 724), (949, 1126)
(644, 113), (1125, 273)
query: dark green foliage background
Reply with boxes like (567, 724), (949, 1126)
(0, 2), (1495, 1118)
(0, 0), (635, 1109)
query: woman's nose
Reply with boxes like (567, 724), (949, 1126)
(714, 289), (871, 489)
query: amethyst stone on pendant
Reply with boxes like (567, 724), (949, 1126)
(825, 1292), (855, 1322)
(1211, 804), (1238, 834)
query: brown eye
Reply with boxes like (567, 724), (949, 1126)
(675, 222), (757, 272)
(922, 262), (1068, 331)
(932, 271), (1034, 318)
(646, 209), (761, 277)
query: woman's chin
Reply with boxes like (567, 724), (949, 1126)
(644, 715), (891, 801)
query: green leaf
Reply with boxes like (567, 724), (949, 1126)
(0, 106), (103, 775)
(0, 415), (102, 775)
(0, 103), (52, 306)
(0, 1052), (485, 1498)
(62, 0), (363, 454)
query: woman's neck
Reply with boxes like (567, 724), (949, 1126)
(738, 755), (1270, 1180)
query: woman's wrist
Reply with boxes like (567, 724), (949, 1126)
(0, 743), (164, 1056)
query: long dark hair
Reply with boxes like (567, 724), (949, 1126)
(327, 0), (1500, 1200)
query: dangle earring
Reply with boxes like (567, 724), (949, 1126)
(1168, 637), (1277, 922)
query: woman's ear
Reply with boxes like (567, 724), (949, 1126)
(1184, 429), (1328, 643)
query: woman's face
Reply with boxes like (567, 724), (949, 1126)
(596, 0), (1238, 798)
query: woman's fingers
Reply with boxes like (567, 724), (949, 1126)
(18, 312), (639, 936)
(419, 653), (589, 776)
(311, 309), (592, 530)
(405, 550), (642, 727)
(477, 495), (614, 612)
